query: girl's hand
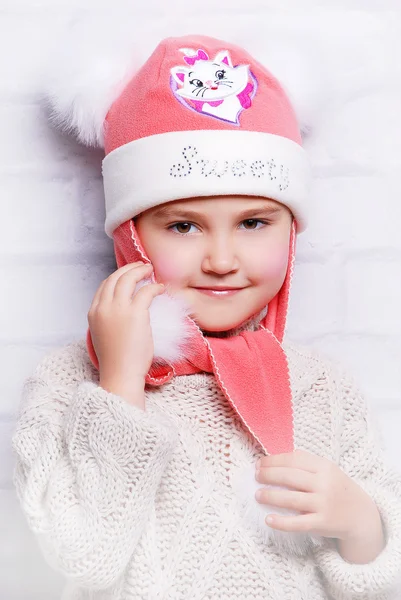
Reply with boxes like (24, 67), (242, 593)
(255, 449), (381, 541)
(88, 262), (164, 394)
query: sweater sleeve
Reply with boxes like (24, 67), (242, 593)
(11, 349), (178, 591)
(313, 369), (401, 600)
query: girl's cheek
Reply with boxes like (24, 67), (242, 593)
(152, 253), (186, 284)
(267, 248), (289, 277)
(251, 245), (289, 280)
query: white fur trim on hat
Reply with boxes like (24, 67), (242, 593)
(102, 129), (311, 237)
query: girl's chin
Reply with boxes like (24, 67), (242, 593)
(175, 290), (270, 333)
(192, 312), (258, 334)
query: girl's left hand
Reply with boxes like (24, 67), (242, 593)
(255, 449), (380, 541)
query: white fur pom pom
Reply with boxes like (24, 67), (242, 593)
(44, 18), (151, 148)
(232, 461), (323, 556)
(244, 34), (330, 136)
(135, 279), (192, 363)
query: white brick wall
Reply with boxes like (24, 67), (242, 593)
(1, 2), (400, 598)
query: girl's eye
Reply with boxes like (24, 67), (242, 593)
(215, 70), (226, 80)
(240, 219), (265, 230)
(190, 79), (204, 88)
(170, 222), (197, 234)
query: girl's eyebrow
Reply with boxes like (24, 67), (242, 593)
(234, 206), (282, 219)
(151, 204), (282, 221)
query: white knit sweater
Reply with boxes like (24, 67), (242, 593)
(11, 338), (401, 600)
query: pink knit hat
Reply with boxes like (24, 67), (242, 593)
(93, 35), (310, 237)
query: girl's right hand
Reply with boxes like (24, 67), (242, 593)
(87, 262), (164, 403)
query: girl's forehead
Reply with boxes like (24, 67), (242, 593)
(154, 195), (282, 213)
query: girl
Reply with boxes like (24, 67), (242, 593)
(11, 35), (401, 599)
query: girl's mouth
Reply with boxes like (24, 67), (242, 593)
(194, 288), (243, 297)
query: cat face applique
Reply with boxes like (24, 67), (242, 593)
(170, 48), (257, 125)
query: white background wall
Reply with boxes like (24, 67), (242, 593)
(1, 1), (401, 598)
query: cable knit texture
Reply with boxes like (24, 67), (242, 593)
(11, 339), (401, 600)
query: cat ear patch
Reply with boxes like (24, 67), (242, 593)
(171, 66), (190, 85)
(214, 50), (233, 68)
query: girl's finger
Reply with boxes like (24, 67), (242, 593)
(99, 263), (152, 304)
(89, 278), (108, 312)
(256, 488), (319, 514)
(92, 262), (146, 307)
(256, 467), (316, 493)
(258, 450), (325, 474)
(265, 512), (319, 533)
(131, 282), (165, 311)
(113, 264), (155, 301)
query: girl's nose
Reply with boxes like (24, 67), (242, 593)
(202, 239), (239, 275)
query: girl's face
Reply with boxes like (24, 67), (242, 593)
(135, 195), (293, 333)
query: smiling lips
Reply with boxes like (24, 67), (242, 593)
(194, 287), (244, 297)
